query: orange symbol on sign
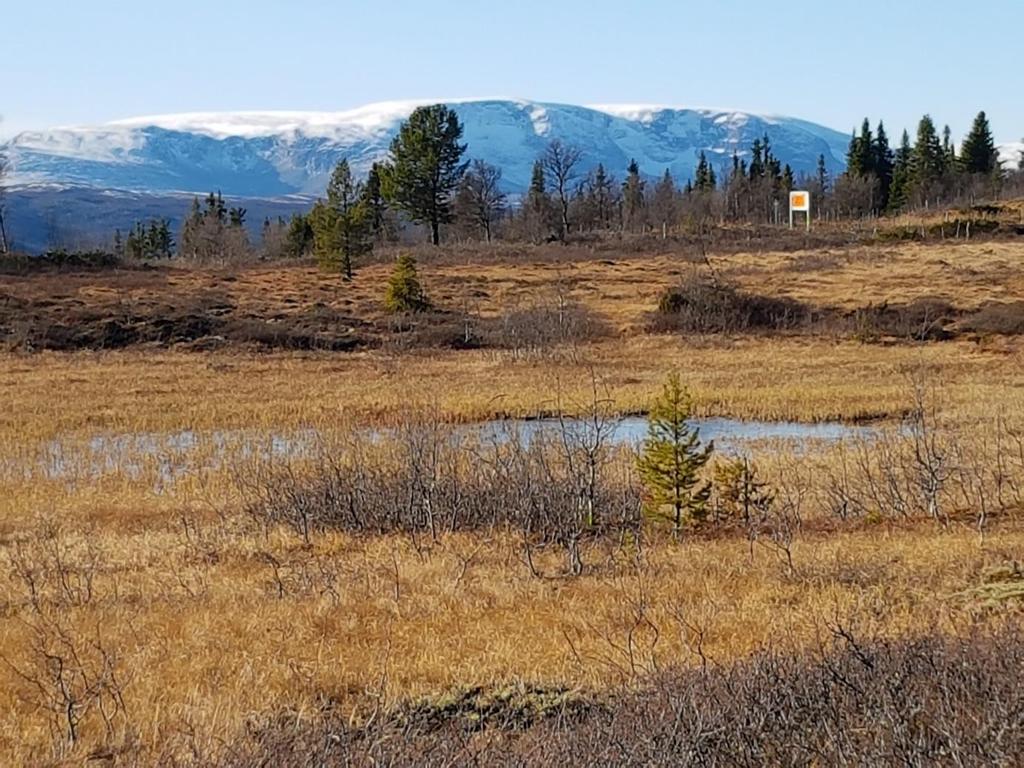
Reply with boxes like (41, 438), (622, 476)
(792, 194), (806, 207)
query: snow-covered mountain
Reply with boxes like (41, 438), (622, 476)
(2, 99), (856, 251)
(5, 99), (850, 196)
(1000, 141), (1024, 169)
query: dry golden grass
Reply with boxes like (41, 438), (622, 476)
(1, 522), (1021, 763)
(3, 335), (1021, 443)
(2, 233), (1024, 763)
(2, 235), (1022, 442)
(0, 332), (1020, 547)
(6, 234), (1024, 327)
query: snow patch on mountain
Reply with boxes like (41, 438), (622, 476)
(12, 127), (146, 164)
(3, 99), (853, 198)
(1000, 141), (1024, 168)
(104, 99), (470, 140)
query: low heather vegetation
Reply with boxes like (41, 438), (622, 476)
(205, 626), (1024, 767)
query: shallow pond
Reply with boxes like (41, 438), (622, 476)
(20, 416), (875, 488)
(483, 416), (874, 448)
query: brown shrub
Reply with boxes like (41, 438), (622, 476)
(200, 625), (1024, 767)
(382, 310), (482, 351)
(846, 297), (957, 342)
(959, 301), (1024, 336)
(220, 318), (364, 351)
(486, 301), (611, 359)
(652, 274), (812, 334)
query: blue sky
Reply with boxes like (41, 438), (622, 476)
(4, 0), (1022, 143)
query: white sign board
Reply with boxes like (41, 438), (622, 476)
(789, 190), (811, 230)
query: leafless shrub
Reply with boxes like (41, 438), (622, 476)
(241, 406), (640, 576)
(5, 525), (102, 613)
(487, 283), (611, 362)
(194, 624), (1024, 767)
(382, 309), (481, 350)
(758, 461), (808, 575)
(819, 372), (1024, 533)
(2, 613), (132, 758)
(257, 550), (343, 603)
(563, 567), (662, 684)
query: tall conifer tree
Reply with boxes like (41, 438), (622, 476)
(310, 159), (372, 278)
(911, 115), (946, 200)
(387, 105), (468, 245)
(873, 121), (894, 211)
(622, 159), (646, 232)
(960, 111), (999, 175)
(888, 130), (913, 213)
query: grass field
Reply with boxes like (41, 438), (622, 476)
(2, 228), (1024, 764)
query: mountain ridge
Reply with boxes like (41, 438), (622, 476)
(4, 99), (851, 198)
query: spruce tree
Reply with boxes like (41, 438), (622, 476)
(205, 192), (227, 223)
(846, 118), (875, 178)
(156, 219), (173, 257)
(911, 115), (946, 202)
(816, 154), (829, 193)
(622, 159), (646, 232)
(960, 111), (999, 175)
(713, 456), (775, 526)
(387, 104), (468, 245)
(363, 163), (389, 240)
(888, 130), (913, 213)
(762, 134), (782, 184)
(179, 197), (206, 259)
(523, 160), (553, 241)
(311, 159), (372, 278)
(125, 223), (141, 259)
(384, 254), (430, 313)
(748, 138), (764, 180)
(636, 373), (714, 532)
(873, 121), (894, 211)
(123, 218), (173, 259)
(0, 148), (8, 254)
(942, 125), (956, 167)
(528, 159), (546, 200)
(526, 160), (547, 213)
(285, 214), (314, 258)
(590, 163), (615, 228)
(651, 169), (679, 235)
(694, 151), (716, 192)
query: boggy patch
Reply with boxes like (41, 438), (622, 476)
(394, 683), (597, 733)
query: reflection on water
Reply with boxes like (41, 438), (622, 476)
(15, 417), (875, 489)
(487, 417), (873, 448)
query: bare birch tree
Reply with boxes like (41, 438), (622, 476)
(455, 159), (507, 242)
(542, 140), (583, 241)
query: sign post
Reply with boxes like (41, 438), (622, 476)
(789, 191), (811, 231)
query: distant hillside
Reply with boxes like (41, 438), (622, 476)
(5, 100), (851, 196)
(5, 185), (311, 253)
(3, 99), (856, 251)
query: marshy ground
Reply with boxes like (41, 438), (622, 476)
(2, 213), (1024, 764)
